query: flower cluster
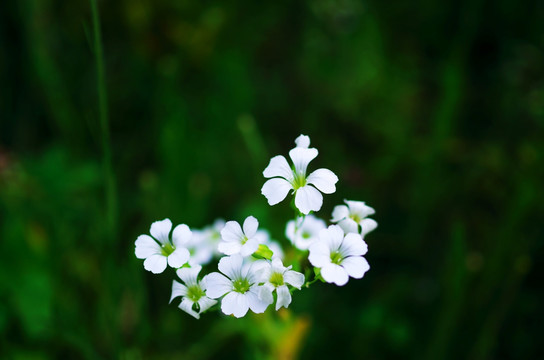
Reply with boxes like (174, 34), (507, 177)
(135, 134), (377, 318)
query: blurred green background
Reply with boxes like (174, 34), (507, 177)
(1, 0), (543, 358)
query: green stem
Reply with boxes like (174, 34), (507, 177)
(90, 0), (117, 240)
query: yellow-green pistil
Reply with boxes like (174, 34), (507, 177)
(161, 242), (175, 256)
(349, 213), (362, 223)
(291, 172), (307, 190)
(233, 278), (251, 293)
(330, 251), (343, 265)
(269, 272), (285, 287)
(187, 285), (205, 302)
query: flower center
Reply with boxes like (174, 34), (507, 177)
(161, 242), (175, 256)
(187, 285), (205, 302)
(291, 172), (307, 190)
(350, 214), (362, 223)
(330, 251), (343, 265)
(301, 231), (311, 239)
(269, 272), (285, 287)
(233, 278), (251, 293)
(241, 236), (249, 245)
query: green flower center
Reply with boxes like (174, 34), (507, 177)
(269, 272), (285, 287)
(301, 231), (311, 239)
(330, 251), (343, 265)
(233, 278), (251, 293)
(292, 172), (307, 190)
(241, 236), (249, 245)
(187, 285), (205, 302)
(350, 214), (361, 223)
(161, 242), (175, 256)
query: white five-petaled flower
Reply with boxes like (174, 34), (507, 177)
(258, 258), (305, 310)
(135, 219), (191, 274)
(331, 200), (377, 236)
(218, 216), (263, 257)
(170, 265), (217, 319)
(261, 134), (339, 215)
(309, 225), (370, 286)
(285, 215), (327, 250)
(204, 255), (272, 318)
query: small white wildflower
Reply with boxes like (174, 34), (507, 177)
(218, 216), (262, 257)
(309, 225), (370, 286)
(183, 230), (215, 266)
(261, 134), (339, 215)
(331, 200), (377, 236)
(204, 255), (272, 318)
(135, 219), (190, 274)
(285, 215), (327, 250)
(258, 258), (305, 310)
(170, 265), (217, 319)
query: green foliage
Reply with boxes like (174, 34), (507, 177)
(0, 0), (543, 358)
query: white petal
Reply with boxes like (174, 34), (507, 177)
(197, 296), (217, 313)
(217, 240), (242, 255)
(247, 287), (270, 313)
(243, 216), (259, 238)
(284, 270), (305, 289)
(345, 200), (375, 217)
(306, 169), (338, 194)
(221, 221), (244, 243)
(263, 155), (294, 181)
(288, 147), (318, 175)
(331, 205), (349, 222)
(321, 263), (349, 286)
(143, 254), (167, 274)
(167, 247), (190, 268)
(339, 233), (368, 257)
(218, 255), (243, 280)
(294, 185), (323, 215)
(203, 273), (233, 298)
(170, 280), (188, 303)
(176, 265), (202, 286)
(221, 292), (249, 318)
(261, 178), (292, 206)
(285, 220), (296, 242)
(294, 134), (310, 148)
(270, 257), (284, 270)
(135, 235), (161, 259)
(172, 224), (192, 248)
(323, 225), (344, 251)
(360, 218), (378, 237)
(268, 241), (284, 259)
(150, 218), (172, 245)
(308, 242), (330, 268)
(275, 285), (292, 310)
(240, 238), (260, 257)
(341, 256), (370, 279)
(179, 298), (200, 319)
(338, 218), (359, 234)
(258, 283), (275, 304)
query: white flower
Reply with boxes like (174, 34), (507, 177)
(331, 200), (377, 236)
(285, 215), (327, 250)
(197, 219), (225, 257)
(258, 258), (305, 310)
(218, 216), (263, 257)
(170, 265), (217, 319)
(309, 225), (370, 286)
(261, 134), (339, 215)
(135, 219), (191, 274)
(183, 231), (215, 266)
(204, 255), (272, 318)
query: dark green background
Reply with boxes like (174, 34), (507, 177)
(1, 0), (543, 358)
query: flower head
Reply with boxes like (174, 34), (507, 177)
(170, 265), (217, 319)
(258, 258), (305, 310)
(261, 134), (339, 215)
(204, 255), (272, 318)
(309, 225), (370, 286)
(331, 200), (377, 236)
(135, 219), (191, 274)
(285, 215), (327, 250)
(218, 216), (263, 257)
